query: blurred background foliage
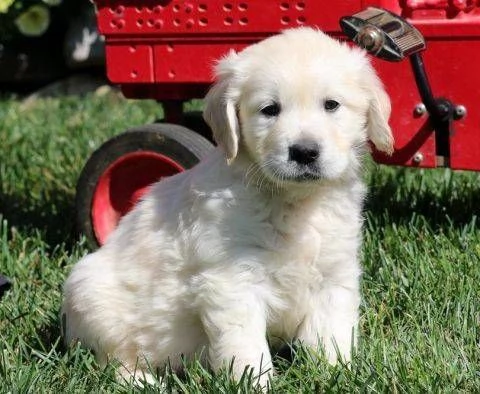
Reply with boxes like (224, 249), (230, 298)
(0, 0), (83, 41)
(0, 0), (101, 90)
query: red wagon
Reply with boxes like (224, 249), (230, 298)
(78, 0), (480, 247)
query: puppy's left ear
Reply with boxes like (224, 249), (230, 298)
(203, 51), (242, 164)
(366, 74), (394, 155)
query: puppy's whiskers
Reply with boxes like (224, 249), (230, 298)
(351, 141), (368, 173)
(270, 166), (287, 196)
(244, 160), (282, 195)
(245, 162), (265, 190)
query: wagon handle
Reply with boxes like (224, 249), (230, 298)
(340, 7), (457, 163)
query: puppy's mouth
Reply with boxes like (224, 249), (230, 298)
(264, 162), (324, 184)
(281, 167), (323, 183)
(287, 170), (323, 182)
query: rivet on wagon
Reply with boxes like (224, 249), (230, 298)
(110, 19), (125, 29)
(412, 152), (424, 164)
(296, 2), (306, 10)
(454, 105), (466, 119)
(414, 103), (426, 116)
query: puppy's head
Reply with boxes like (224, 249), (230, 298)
(203, 28), (393, 184)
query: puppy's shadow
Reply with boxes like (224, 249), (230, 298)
(273, 344), (296, 365)
(35, 317), (65, 352)
(365, 166), (480, 229)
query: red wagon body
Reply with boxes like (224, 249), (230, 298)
(94, 0), (480, 171)
(81, 1), (480, 246)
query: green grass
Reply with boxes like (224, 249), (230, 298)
(0, 92), (478, 392)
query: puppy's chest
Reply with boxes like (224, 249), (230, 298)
(266, 203), (323, 265)
(263, 212), (330, 340)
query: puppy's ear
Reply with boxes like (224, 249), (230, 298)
(366, 73), (394, 155)
(203, 51), (242, 164)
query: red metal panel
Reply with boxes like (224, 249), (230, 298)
(105, 44), (154, 83)
(152, 42), (247, 83)
(97, 1), (368, 85)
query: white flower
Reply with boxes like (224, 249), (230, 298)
(42, 0), (62, 5)
(15, 5), (51, 37)
(0, 0), (14, 14)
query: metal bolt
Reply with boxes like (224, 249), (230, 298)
(358, 26), (384, 53)
(414, 103), (426, 116)
(454, 105), (466, 119)
(412, 152), (424, 164)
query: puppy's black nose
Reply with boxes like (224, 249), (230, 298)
(288, 141), (320, 165)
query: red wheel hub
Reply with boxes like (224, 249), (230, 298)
(92, 151), (184, 245)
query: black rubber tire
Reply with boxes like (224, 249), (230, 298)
(75, 123), (215, 249)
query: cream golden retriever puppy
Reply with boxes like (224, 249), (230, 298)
(62, 27), (393, 388)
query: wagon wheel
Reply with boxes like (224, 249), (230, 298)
(75, 123), (215, 248)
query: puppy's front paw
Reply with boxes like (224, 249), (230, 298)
(322, 338), (353, 366)
(296, 335), (355, 368)
(234, 364), (273, 393)
(116, 365), (164, 390)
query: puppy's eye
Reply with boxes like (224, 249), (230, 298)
(324, 99), (340, 112)
(260, 103), (281, 117)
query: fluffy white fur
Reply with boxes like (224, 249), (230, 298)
(62, 27), (393, 388)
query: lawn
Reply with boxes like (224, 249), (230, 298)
(0, 91), (478, 392)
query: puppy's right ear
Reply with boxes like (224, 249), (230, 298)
(203, 51), (242, 164)
(365, 70), (394, 155)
